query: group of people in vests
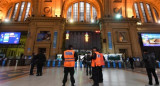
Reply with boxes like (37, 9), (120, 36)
(62, 45), (105, 86)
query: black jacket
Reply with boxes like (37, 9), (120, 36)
(143, 52), (156, 69)
(31, 55), (37, 64)
(36, 53), (46, 64)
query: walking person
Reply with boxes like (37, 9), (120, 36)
(84, 52), (92, 76)
(36, 50), (46, 76)
(29, 53), (37, 75)
(91, 47), (101, 86)
(143, 50), (159, 86)
(62, 45), (78, 86)
(129, 57), (134, 71)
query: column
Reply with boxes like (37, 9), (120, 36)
(129, 23), (142, 57)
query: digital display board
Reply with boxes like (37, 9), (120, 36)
(0, 32), (21, 44)
(141, 33), (160, 46)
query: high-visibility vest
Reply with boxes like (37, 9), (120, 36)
(64, 50), (75, 67)
(100, 53), (105, 66)
(91, 52), (101, 67)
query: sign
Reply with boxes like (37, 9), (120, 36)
(53, 32), (58, 48)
(108, 32), (112, 49)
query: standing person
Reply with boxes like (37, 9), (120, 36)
(143, 50), (159, 86)
(99, 53), (105, 83)
(29, 53), (37, 75)
(129, 57), (134, 70)
(62, 45), (78, 86)
(36, 50), (46, 76)
(91, 47), (101, 86)
(84, 52), (92, 76)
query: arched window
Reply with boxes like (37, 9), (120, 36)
(6, 7), (13, 19)
(18, 2), (25, 21)
(67, 2), (97, 23)
(134, 2), (159, 23)
(12, 3), (20, 19)
(5, 2), (31, 22)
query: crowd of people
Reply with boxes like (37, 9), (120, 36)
(29, 45), (159, 86)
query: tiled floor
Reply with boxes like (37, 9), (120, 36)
(0, 66), (159, 86)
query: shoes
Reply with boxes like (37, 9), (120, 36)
(29, 73), (34, 75)
(92, 84), (99, 86)
(36, 74), (40, 76)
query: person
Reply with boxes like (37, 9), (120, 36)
(143, 50), (159, 85)
(91, 47), (101, 86)
(129, 57), (134, 70)
(84, 52), (92, 76)
(29, 53), (37, 75)
(62, 45), (78, 86)
(36, 50), (46, 76)
(99, 53), (105, 83)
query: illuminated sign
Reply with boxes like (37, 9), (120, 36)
(85, 32), (89, 42)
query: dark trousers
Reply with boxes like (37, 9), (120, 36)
(30, 63), (35, 74)
(146, 68), (159, 85)
(86, 62), (92, 76)
(37, 63), (43, 75)
(92, 67), (99, 86)
(99, 66), (103, 82)
(63, 67), (75, 85)
(130, 62), (134, 69)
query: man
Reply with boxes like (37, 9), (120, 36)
(84, 52), (92, 76)
(143, 50), (159, 86)
(129, 57), (134, 71)
(91, 47), (101, 86)
(62, 45), (78, 86)
(99, 53), (105, 83)
(29, 53), (37, 75)
(36, 50), (46, 76)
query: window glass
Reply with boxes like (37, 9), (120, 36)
(79, 2), (84, 22)
(12, 3), (19, 19)
(140, 3), (147, 22)
(73, 3), (78, 22)
(24, 2), (31, 21)
(6, 7), (12, 19)
(86, 3), (91, 22)
(134, 3), (140, 18)
(18, 2), (25, 21)
(146, 4), (154, 22)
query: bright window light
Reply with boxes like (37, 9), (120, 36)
(115, 14), (122, 19)
(4, 19), (9, 22)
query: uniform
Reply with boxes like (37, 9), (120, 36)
(91, 52), (101, 86)
(62, 50), (77, 86)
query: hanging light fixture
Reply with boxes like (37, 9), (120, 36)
(85, 32), (89, 42)
(66, 31), (69, 40)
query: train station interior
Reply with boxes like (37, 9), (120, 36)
(0, 0), (160, 86)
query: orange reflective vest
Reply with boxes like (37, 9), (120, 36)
(91, 52), (101, 67)
(64, 50), (75, 67)
(100, 53), (105, 66)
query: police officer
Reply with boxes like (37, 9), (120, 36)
(62, 45), (78, 86)
(99, 53), (105, 83)
(36, 50), (46, 76)
(91, 47), (101, 86)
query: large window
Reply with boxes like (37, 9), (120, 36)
(12, 3), (19, 19)
(146, 4), (154, 22)
(134, 3), (140, 18)
(18, 2), (25, 21)
(67, 2), (97, 23)
(6, 7), (12, 19)
(73, 3), (78, 22)
(134, 2), (159, 23)
(24, 2), (31, 21)
(79, 2), (84, 22)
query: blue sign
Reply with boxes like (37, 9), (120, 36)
(53, 32), (58, 48)
(108, 32), (112, 49)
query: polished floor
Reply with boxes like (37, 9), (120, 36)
(0, 66), (159, 86)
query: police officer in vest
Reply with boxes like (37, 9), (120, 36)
(99, 53), (105, 83)
(62, 45), (78, 86)
(91, 47), (101, 86)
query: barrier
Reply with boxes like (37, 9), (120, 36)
(158, 62), (160, 68)
(47, 60), (51, 67)
(80, 61), (83, 68)
(118, 62), (122, 68)
(107, 61), (110, 68)
(58, 61), (61, 67)
(2, 60), (6, 66)
(113, 61), (116, 68)
(75, 62), (77, 68)
(15, 60), (18, 66)
(52, 60), (56, 67)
